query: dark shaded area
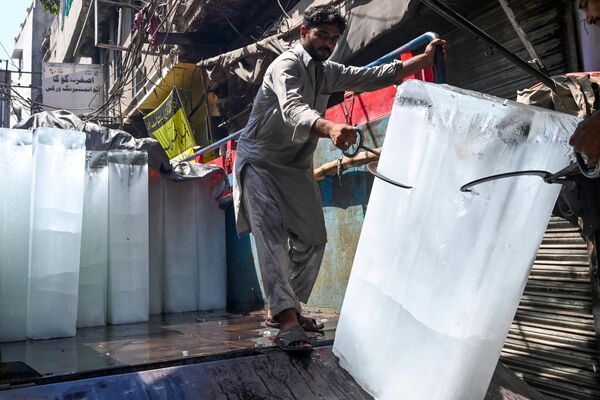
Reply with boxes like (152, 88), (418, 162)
(319, 170), (374, 209)
(225, 205), (265, 313)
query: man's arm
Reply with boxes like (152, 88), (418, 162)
(271, 58), (322, 144)
(270, 58), (356, 150)
(396, 38), (446, 83)
(570, 111), (600, 166)
(328, 38), (446, 93)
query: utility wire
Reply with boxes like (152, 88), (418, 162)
(276, 0), (291, 19)
(0, 41), (20, 70)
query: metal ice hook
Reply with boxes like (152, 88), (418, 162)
(460, 152), (600, 193)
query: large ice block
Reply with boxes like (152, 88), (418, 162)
(194, 178), (227, 311)
(148, 168), (164, 315)
(0, 129), (33, 342)
(77, 151), (109, 328)
(162, 179), (198, 313)
(27, 128), (86, 340)
(107, 150), (149, 324)
(333, 81), (580, 400)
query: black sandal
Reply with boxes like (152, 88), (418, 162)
(275, 327), (313, 353)
(265, 315), (325, 332)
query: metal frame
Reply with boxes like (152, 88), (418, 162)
(421, 0), (558, 93)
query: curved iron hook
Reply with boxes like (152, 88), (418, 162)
(343, 128), (381, 158)
(367, 161), (413, 189)
(460, 170), (552, 192)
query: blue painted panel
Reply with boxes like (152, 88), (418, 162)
(308, 117), (390, 308)
(224, 206), (265, 313)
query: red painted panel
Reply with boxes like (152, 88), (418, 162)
(324, 59), (436, 125)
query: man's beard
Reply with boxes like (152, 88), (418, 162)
(306, 43), (332, 62)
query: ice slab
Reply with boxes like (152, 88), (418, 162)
(27, 128), (86, 340)
(332, 81), (580, 400)
(77, 151), (109, 328)
(148, 168), (164, 315)
(163, 179), (199, 313)
(0, 129), (33, 342)
(107, 150), (149, 324)
(195, 177), (227, 311)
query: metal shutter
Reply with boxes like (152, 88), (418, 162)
(501, 217), (600, 399)
(443, 0), (577, 100)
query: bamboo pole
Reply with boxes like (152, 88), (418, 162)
(313, 148), (381, 181)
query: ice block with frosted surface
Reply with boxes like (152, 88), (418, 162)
(195, 177), (227, 311)
(77, 151), (109, 328)
(27, 128), (86, 340)
(148, 168), (164, 315)
(163, 179), (198, 313)
(107, 150), (149, 324)
(0, 129), (33, 342)
(332, 81), (580, 400)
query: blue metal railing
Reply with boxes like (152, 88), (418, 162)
(184, 32), (446, 161)
(365, 31), (446, 83)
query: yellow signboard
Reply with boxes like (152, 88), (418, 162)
(143, 88), (196, 159)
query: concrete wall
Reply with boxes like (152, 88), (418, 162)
(10, 1), (55, 126)
(48, 0), (89, 62)
(11, 3), (34, 127)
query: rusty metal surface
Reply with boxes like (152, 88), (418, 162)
(308, 118), (388, 309)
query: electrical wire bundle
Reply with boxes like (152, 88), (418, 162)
(82, 0), (182, 122)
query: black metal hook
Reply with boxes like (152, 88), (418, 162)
(460, 153), (599, 193)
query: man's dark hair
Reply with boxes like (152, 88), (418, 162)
(303, 5), (346, 33)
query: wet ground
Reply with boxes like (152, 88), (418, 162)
(0, 309), (338, 385)
(0, 309), (546, 399)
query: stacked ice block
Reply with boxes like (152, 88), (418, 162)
(107, 150), (149, 324)
(333, 80), (580, 400)
(148, 168), (164, 315)
(0, 129), (33, 342)
(27, 128), (86, 340)
(194, 177), (227, 311)
(77, 151), (109, 328)
(162, 175), (227, 313)
(163, 179), (199, 312)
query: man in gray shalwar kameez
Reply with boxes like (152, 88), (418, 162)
(233, 5), (446, 352)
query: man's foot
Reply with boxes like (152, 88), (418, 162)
(276, 327), (312, 353)
(274, 308), (312, 352)
(265, 315), (324, 332)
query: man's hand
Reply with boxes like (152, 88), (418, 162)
(312, 119), (357, 151)
(396, 38), (447, 82)
(423, 38), (447, 66)
(570, 112), (600, 167)
(328, 123), (357, 151)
